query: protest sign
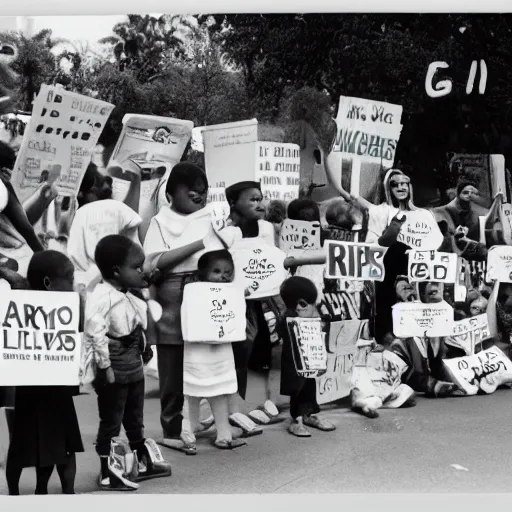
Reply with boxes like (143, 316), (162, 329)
(318, 282), (366, 322)
(325, 240), (387, 281)
(316, 319), (366, 404)
(408, 250), (458, 283)
(392, 301), (454, 338)
(181, 283), (246, 343)
(286, 317), (327, 378)
(0, 290), (81, 386)
(279, 219), (322, 256)
(443, 346), (512, 396)
(202, 119), (259, 189)
(11, 85), (114, 204)
(231, 239), (288, 300)
(255, 142), (300, 202)
(397, 210), (443, 250)
(324, 226), (356, 243)
(107, 114), (194, 241)
(486, 246), (512, 283)
(448, 314), (490, 356)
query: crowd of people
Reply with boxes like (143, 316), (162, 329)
(0, 131), (511, 496)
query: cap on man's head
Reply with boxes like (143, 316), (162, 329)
(225, 181), (261, 205)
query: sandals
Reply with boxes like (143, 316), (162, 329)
(303, 415), (336, 432)
(212, 438), (247, 450)
(157, 438), (197, 456)
(229, 413), (263, 438)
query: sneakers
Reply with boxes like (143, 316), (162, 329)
(136, 439), (172, 482)
(99, 438), (139, 492)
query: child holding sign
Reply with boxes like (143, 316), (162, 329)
(86, 235), (171, 491)
(279, 276), (336, 437)
(5, 251), (84, 495)
(181, 250), (247, 452)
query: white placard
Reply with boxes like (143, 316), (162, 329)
(231, 239), (288, 300)
(202, 119), (258, 189)
(279, 219), (322, 256)
(449, 314), (491, 356)
(181, 282), (246, 343)
(443, 346), (512, 396)
(397, 209), (443, 251)
(286, 317), (327, 378)
(331, 96), (403, 168)
(408, 250), (458, 283)
(0, 290), (81, 386)
(12, 85), (114, 203)
(325, 240), (387, 281)
(392, 301), (454, 338)
(486, 246), (512, 283)
(256, 141), (300, 202)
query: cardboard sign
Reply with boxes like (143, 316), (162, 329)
(256, 142), (300, 202)
(0, 290), (81, 386)
(397, 210), (443, 250)
(286, 317), (327, 378)
(12, 85), (114, 203)
(408, 250), (458, 283)
(449, 314), (491, 356)
(486, 246), (512, 283)
(331, 96), (403, 168)
(230, 239), (288, 300)
(202, 119), (259, 189)
(181, 282), (246, 343)
(325, 240), (387, 281)
(108, 114), (193, 241)
(443, 346), (512, 396)
(279, 219), (322, 256)
(392, 301), (454, 338)
(316, 319), (365, 404)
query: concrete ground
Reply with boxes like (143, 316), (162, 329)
(2, 358), (512, 495)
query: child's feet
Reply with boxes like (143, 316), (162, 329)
(288, 420), (311, 437)
(212, 438), (247, 450)
(303, 415), (336, 431)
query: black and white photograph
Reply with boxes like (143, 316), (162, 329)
(0, 6), (512, 500)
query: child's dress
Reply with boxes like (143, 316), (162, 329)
(183, 342), (238, 397)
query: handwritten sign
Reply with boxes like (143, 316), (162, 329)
(331, 96), (403, 168)
(392, 301), (454, 338)
(486, 246), (512, 283)
(255, 142), (300, 202)
(0, 290), (81, 386)
(449, 314), (491, 356)
(279, 219), (322, 256)
(325, 240), (387, 281)
(408, 250), (458, 283)
(108, 114), (193, 241)
(316, 319), (364, 404)
(181, 282), (246, 343)
(324, 226), (356, 243)
(443, 346), (512, 396)
(397, 210), (443, 250)
(286, 317), (327, 378)
(12, 85), (114, 204)
(202, 119), (258, 189)
(231, 239), (288, 300)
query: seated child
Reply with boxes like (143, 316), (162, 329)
(278, 276), (336, 437)
(85, 235), (171, 491)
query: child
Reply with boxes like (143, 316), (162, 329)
(278, 276), (336, 437)
(143, 162), (225, 453)
(85, 235), (171, 491)
(5, 251), (84, 495)
(182, 250), (247, 451)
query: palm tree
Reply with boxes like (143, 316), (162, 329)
(99, 14), (195, 82)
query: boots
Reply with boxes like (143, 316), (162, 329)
(98, 438), (139, 492)
(136, 438), (172, 482)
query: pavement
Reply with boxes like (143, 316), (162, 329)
(2, 348), (512, 495)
